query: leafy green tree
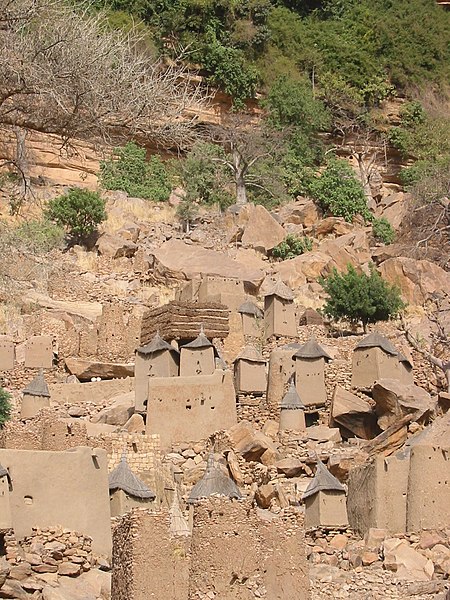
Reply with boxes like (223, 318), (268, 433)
(0, 387), (12, 427)
(320, 264), (405, 332)
(307, 159), (371, 222)
(372, 217), (395, 245)
(45, 188), (107, 244)
(100, 142), (172, 201)
(272, 234), (312, 260)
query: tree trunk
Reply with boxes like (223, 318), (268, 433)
(233, 148), (247, 205)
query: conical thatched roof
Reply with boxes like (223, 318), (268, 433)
(235, 345), (266, 364)
(136, 332), (178, 356)
(182, 327), (213, 350)
(188, 454), (242, 504)
(302, 459), (345, 500)
(0, 463), (8, 478)
(355, 332), (398, 356)
(22, 370), (50, 398)
(263, 280), (295, 301)
(280, 380), (305, 410)
(294, 338), (332, 362)
(238, 300), (263, 318)
(169, 493), (191, 537)
(109, 455), (156, 499)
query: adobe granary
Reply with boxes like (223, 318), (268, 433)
(20, 370), (51, 419)
(146, 369), (237, 449)
(24, 335), (54, 369)
(0, 462), (12, 529)
(294, 337), (332, 407)
(302, 458), (348, 529)
(266, 346), (297, 408)
(263, 279), (297, 339)
(188, 453), (242, 504)
(109, 454), (156, 517)
(179, 328), (216, 376)
(233, 345), (267, 395)
(139, 301), (229, 346)
(237, 299), (264, 337)
(0, 446), (112, 557)
(197, 275), (247, 312)
(279, 379), (306, 433)
(351, 331), (400, 388)
(0, 336), (14, 370)
(134, 332), (179, 413)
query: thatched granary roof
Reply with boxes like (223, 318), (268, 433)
(188, 454), (241, 504)
(0, 463), (8, 478)
(22, 370), (50, 398)
(109, 455), (156, 500)
(235, 345), (266, 364)
(263, 280), (295, 301)
(237, 300), (263, 318)
(302, 459), (345, 500)
(182, 330), (213, 349)
(355, 331), (398, 356)
(136, 332), (179, 356)
(280, 380), (305, 410)
(294, 338), (332, 362)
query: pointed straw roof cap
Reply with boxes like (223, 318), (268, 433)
(109, 455), (156, 499)
(263, 279), (295, 301)
(182, 326), (213, 349)
(188, 454), (242, 504)
(22, 370), (50, 398)
(280, 380), (305, 410)
(355, 331), (398, 356)
(169, 493), (191, 537)
(302, 458), (345, 500)
(235, 345), (266, 364)
(0, 463), (8, 478)
(294, 337), (332, 362)
(238, 300), (263, 318)
(136, 331), (178, 356)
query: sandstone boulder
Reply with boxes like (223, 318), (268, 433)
(64, 358), (134, 381)
(314, 217), (354, 239)
(372, 379), (435, 431)
(122, 413), (145, 434)
(227, 421), (278, 462)
(383, 538), (434, 581)
(255, 483), (277, 509)
(279, 199), (320, 227)
(150, 239), (264, 287)
(0, 558), (10, 588)
(96, 233), (137, 259)
(271, 251), (331, 289)
(91, 392), (134, 426)
(379, 257), (450, 305)
(330, 386), (379, 440)
(306, 425), (342, 443)
(240, 204), (286, 253)
(275, 458), (305, 478)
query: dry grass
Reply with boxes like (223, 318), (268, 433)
(74, 247), (100, 272)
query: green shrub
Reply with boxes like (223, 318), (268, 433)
(272, 234), (313, 260)
(307, 159), (372, 223)
(14, 219), (65, 253)
(99, 142), (172, 201)
(45, 188), (106, 244)
(372, 217), (395, 245)
(0, 387), (12, 427)
(320, 264), (406, 332)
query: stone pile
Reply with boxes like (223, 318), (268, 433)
(0, 527), (110, 600)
